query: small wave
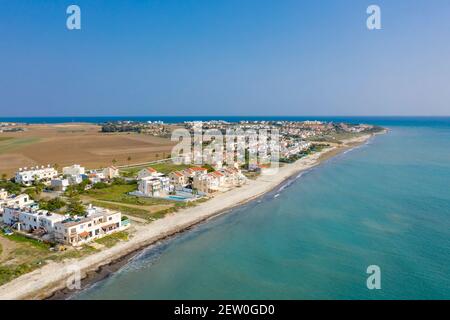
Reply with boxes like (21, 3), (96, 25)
(274, 194), (280, 198)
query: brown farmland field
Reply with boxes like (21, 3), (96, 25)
(0, 124), (176, 177)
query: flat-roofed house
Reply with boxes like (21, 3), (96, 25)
(0, 191), (34, 214)
(51, 178), (70, 191)
(3, 205), (65, 234)
(15, 165), (58, 186)
(138, 177), (163, 197)
(54, 206), (128, 246)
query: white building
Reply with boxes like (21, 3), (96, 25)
(62, 164), (85, 176)
(15, 165), (58, 186)
(169, 171), (187, 189)
(54, 206), (128, 246)
(3, 205), (66, 234)
(137, 167), (159, 180)
(51, 178), (70, 191)
(193, 172), (222, 193)
(184, 167), (208, 177)
(138, 177), (162, 197)
(0, 190), (34, 214)
(102, 166), (120, 180)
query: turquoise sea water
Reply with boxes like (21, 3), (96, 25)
(74, 118), (450, 299)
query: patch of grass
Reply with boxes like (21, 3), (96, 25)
(95, 231), (129, 248)
(90, 201), (153, 220)
(86, 183), (173, 206)
(49, 245), (99, 262)
(121, 163), (195, 177)
(0, 264), (34, 286)
(0, 137), (41, 154)
(0, 233), (102, 286)
(0, 137), (14, 142)
(86, 183), (136, 200)
(6, 233), (51, 251)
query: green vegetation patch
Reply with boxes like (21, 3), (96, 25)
(90, 201), (153, 221)
(0, 264), (34, 286)
(6, 233), (51, 251)
(120, 163), (192, 177)
(0, 137), (41, 154)
(0, 232), (100, 286)
(95, 231), (129, 248)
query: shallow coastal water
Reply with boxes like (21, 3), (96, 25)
(74, 118), (450, 299)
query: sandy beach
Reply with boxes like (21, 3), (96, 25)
(0, 133), (377, 300)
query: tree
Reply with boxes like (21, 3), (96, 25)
(64, 185), (79, 198)
(33, 181), (45, 196)
(127, 156), (132, 164)
(0, 181), (21, 194)
(40, 197), (66, 211)
(24, 188), (37, 200)
(1, 173), (7, 181)
(67, 198), (86, 216)
(112, 159), (117, 166)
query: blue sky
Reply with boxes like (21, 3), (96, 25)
(0, 0), (449, 116)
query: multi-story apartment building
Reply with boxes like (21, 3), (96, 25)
(0, 190), (34, 214)
(15, 165), (58, 186)
(54, 206), (127, 246)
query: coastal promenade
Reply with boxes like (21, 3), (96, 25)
(0, 134), (373, 300)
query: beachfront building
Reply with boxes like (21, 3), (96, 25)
(137, 167), (159, 180)
(218, 167), (247, 187)
(2, 205), (66, 235)
(193, 172), (221, 194)
(0, 190), (34, 214)
(183, 167), (208, 178)
(15, 165), (58, 186)
(138, 177), (163, 197)
(54, 206), (128, 246)
(137, 174), (172, 197)
(169, 171), (187, 189)
(191, 166), (247, 194)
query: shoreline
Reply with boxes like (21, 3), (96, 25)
(0, 132), (381, 300)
